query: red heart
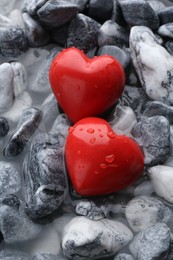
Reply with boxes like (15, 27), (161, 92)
(65, 117), (144, 196)
(49, 47), (125, 123)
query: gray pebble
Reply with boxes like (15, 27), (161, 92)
(158, 6), (173, 24)
(142, 101), (173, 124)
(131, 116), (171, 165)
(0, 161), (21, 198)
(0, 26), (28, 57)
(98, 20), (129, 48)
(88, 0), (114, 22)
(0, 194), (41, 243)
(11, 61), (27, 97)
(125, 196), (172, 232)
(158, 22), (173, 38)
(0, 249), (30, 260)
(0, 117), (9, 138)
(4, 108), (42, 157)
(67, 13), (101, 52)
(114, 253), (135, 260)
(165, 40), (173, 55)
(129, 223), (171, 260)
(118, 0), (159, 30)
(23, 133), (66, 220)
(37, 0), (79, 27)
(23, 12), (50, 47)
(23, 0), (48, 16)
(97, 45), (131, 69)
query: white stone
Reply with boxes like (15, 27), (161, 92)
(0, 0), (16, 16)
(9, 9), (25, 29)
(130, 26), (173, 105)
(11, 62), (27, 97)
(148, 165), (173, 203)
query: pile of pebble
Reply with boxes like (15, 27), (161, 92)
(1, 0), (173, 259)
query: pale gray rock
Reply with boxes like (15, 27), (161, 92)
(129, 223), (171, 260)
(23, 133), (66, 220)
(158, 6), (173, 24)
(0, 117), (9, 138)
(118, 0), (159, 30)
(37, 0), (79, 27)
(23, 12), (50, 47)
(4, 108), (42, 157)
(67, 13), (101, 52)
(148, 165), (173, 204)
(11, 61), (27, 97)
(142, 101), (173, 124)
(31, 253), (58, 260)
(130, 26), (173, 105)
(0, 63), (14, 112)
(62, 216), (133, 259)
(134, 181), (154, 197)
(98, 20), (129, 48)
(0, 161), (21, 197)
(0, 14), (15, 27)
(0, 194), (41, 243)
(9, 9), (25, 29)
(125, 196), (172, 232)
(0, 249), (30, 260)
(146, 0), (165, 14)
(114, 254), (134, 260)
(131, 116), (170, 165)
(158, 23), (173, 38)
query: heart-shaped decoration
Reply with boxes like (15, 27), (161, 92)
(65, 117), (144, 196)
(49, 47), (125, 123)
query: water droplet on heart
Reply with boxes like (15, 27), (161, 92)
(77, 151), (81, 155)
(99, 134), (103, 137)
(87, 128), (95, 133)
(98, 128), (101, 132)
(79, 128), (83, 131)
(68, 127), (75, 133)
(100, 163), (107, 169)
(94, 171), (99, 175)
(107, 131), (116, 138)
(57, 93), (60, 97)
(105, 154), (115, 163)
(90, 137), (96, 144)
(94, 85), (98, 88)
(124, 140), (128, 144)
(110, 164), (118, 168)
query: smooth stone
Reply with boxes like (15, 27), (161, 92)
(146, 0), (165, 14)
(2, 92), (32, 123)
(129, 223), (171, 260)
(0, 117), (9, 138)
(148, 165), (173, 204)
(114, 254), (134, 260)
(130, 26), (173, 105)
(22, 12), (50, 47)
(142, 101), (173, 124)
(9, 9), (25, 29)
(23, 133), (66, 220)
(0, 14), (15, 27)
(0, 63), (14, 111)
(98, 20), (129, 48)
(67, 13), (101, 53)
(37, 0), (79, 27)
(0, 161), (21, 197)
(88, 0), (114, 22)
(62, 216), (133, 259)
(4, 108), (42, 157)
(11, 61), (27, 97)
(0, 194), (41, 243)
(110, 105), (137, 137)
(119, 85), (149, 115)
(158, 6), (173, 24)
(118, 0), (159, 30)
(97, 45), (131, 69)
(0, 249), (30, 260)
(165, 40), (173, 55)
(125, 196), (172, 233)
(31, 253), (58, 260)
(131, 116), (170, 165)
(0, 26), (28, 57)
(23, 0), (48, 16)
(158, 23), (173, 38)
(134, 181), (154, 197)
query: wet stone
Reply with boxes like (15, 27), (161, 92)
(142, 101), (173, 124)
(23, 12), (50, 47)
(0, 26), (28, 57)
(88, 0), (114, 22)
(129, 223), (171, 260)
(131, 116), (171, 165)
(0, 249), (30, 260)
(62, 216), (133, 259)
(23, 133), (66, 220)
(130, 26), (173, 105)
(31, 253), (58, 260)
(158, 23), (173, 39)
(118, 0), (159, 30)
(0, 194), (41, 243)
(97, 45), (131, 69)
(0, 161), (21, 197)
(158, 6), (173, 25)
(11, 61), (27, 97)
(0, 117), (9, 138)
(4, 107), (42, 157)
(114, 253), (135, 260)
(67, 13), (101, 53)
(37, 0), (79, 27)
(98, 20), (129, 48)
(125, 196), (172, 233)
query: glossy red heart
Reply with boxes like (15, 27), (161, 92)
(65, 117), (144, 196)
(49, 47), (125, 123)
